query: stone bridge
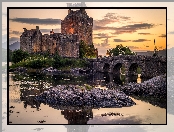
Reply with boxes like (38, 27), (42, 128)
(88, 55), (166, 78)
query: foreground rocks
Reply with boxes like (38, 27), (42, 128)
(35, 85), (136, 109)
(121, 74), (166, 98)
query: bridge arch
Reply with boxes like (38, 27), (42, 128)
(128, 63), (142, 76)
(103, 63), (110, 72)
(113, 63), (123, 75)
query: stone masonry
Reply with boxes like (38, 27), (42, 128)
(61, 9), (93, 45)
(20, 9), (93, 58)
(88, 55), (166, 78)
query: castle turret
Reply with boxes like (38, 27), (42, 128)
(61, 9), (93, 45)
(36, 26), (39, 30)
(68, 9), (71, 14)
(23, 28), (27, 32)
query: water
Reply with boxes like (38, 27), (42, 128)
(8, 72), (166, 124)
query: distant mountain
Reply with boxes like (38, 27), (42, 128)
(136, 51), (153, 56)
(136, 49), (166, 57)
(9, 41), (20, 51)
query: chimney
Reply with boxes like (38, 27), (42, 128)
(36, 26), (39, 30)
(23, 28), (27, 32)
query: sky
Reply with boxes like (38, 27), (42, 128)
(1, 2), (174, 132)
(2, 2), (170, 56)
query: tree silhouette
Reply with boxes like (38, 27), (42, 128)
(107, 44), (135, 56)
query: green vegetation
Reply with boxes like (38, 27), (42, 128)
(120, 66), (142, 74)
(84, 84), (93, 90)
(9, 50), (89, 70)
(79, 40), (97, 58)
(9, 41), (96, 70)
(12, 49), (29, 63)
(120, 66), (125, 74)
(107, 44), (136, 56)
(137, 67), (142, 74)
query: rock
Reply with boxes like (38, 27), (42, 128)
(35, 85), (136, 109)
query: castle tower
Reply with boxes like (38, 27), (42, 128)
(61, 9), (93, 45)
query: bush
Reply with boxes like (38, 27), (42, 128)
(12, 49), (29, 63)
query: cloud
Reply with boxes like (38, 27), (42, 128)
(158, 34), (166, 37)
(94, 12), (131, 27)
(9, 18), (61, 25)
(40, 28), (61, 33)
(94, 18), (118, 27)
(158, 46), (163, 49)
(113, 39), (131, 42)
(93, 33), (116, 39)
(132, 39), (151, 42)
(112, 23), (155, 34)
(104, 13), (131, 21)
(94, 23), (155, 35)
(93, 12), (155, 34)
(138, 33), (152, 35)
(10, 30), (23, 36)
(128, 46), (140, 49)
(168, 31), (174, 34)
(95, 38), (110, 47)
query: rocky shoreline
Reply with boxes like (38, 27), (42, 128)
(121, 74), (166, 98)
(35, 85), (136, 109)
(34, 74), (166, 109)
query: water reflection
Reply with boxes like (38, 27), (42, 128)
(11, 72), (144, 89)
(61, 108), (93, 124)
(9, 72), (166, 124)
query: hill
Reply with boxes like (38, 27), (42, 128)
(9, 41), (20, 51)
(136, 49), (166, 57)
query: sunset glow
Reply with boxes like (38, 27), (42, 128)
(8, 8), (166, 55)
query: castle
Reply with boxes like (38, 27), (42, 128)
(20, 9), (93, 58)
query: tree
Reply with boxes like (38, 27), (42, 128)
(107, 44), (135, 56)
(79, 40), (86, 58)
(79, 41), (97, 58)
(12, 49), (29, 63)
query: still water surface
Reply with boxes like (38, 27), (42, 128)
(8, 71), (166, 124)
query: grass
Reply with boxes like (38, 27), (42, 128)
(9, 54), (89, 71)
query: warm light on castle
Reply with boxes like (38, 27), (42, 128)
(20, 9), (93, 58)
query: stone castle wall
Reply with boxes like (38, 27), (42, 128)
(20, 26), (42, 53)
(61, 9), (93, 45)
(20, 9), (93, 58)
